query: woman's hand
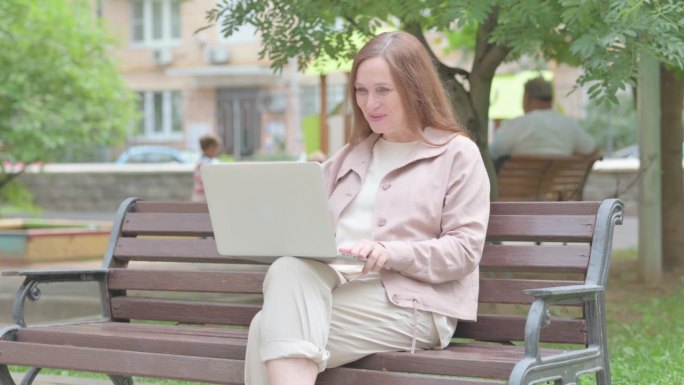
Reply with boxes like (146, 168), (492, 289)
(340, 239), (389, 275)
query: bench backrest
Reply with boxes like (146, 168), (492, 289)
(496, 154), (600, 201)
(101, 198), (622, 347)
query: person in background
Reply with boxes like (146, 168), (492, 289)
(489, 77), (597, 162)
(243, 31), (490, 385)
(191, 133), (222, 202)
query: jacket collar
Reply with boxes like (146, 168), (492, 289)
(336, 127), (459, 180)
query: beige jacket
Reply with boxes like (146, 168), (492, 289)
(322, 128), (490, 320)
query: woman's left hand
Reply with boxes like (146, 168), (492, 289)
(340, 239), (389, 275)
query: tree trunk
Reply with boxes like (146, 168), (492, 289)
(408, 10), (509, 200)
(660, 65), (684, 269)
(468, 8), (510, 200)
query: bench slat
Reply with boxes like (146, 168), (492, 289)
(318, 366), (505, 385)
(347, 343), (564, 380)
(480, 244), (590, 273)
(110, 297), (259, 326)
(486, 215), (595, 241)
(115, 238), (222, 261)
(122, 213), (213, 236)
(490, 202), (601, 215)
(0, 341), (243, 384)
(17, 323), (247, 359)
(133, 201), (209, 213)
(455, 315), (586, 344)
(116, 239), (591, 273)
(108, 269), (579, 305)
(479, 278), (581, 305)
(108, 269), (265, 293)
(121, 209), (599, 239)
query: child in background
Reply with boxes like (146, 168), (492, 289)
(191, 133), (222, 202)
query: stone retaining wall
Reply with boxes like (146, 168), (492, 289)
(17, 164), (195, 212)
(16, 160), (679, 216)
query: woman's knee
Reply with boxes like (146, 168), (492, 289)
(264, 257), (309, 286)
(268, 256), (307, 274)
(264, 257), (337, 289)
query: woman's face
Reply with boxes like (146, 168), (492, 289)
(354, 57), (415, 142)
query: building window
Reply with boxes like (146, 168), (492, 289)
(131, 0), (181, 46)
(135, 91), (183, 139)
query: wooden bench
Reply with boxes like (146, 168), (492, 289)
(0, 197), (623, 385)
(496, 154), (600, 202)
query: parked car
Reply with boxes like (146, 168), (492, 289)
(115, 146), (199, 164)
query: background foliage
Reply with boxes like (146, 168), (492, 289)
(211, 0), (684, 105)
(0, 0), (137, 209)
(581, 92), (638, 154)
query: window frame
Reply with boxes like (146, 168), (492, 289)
(134, 90), (184, 141)
(130, 0), (182, 48)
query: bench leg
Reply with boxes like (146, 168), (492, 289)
(0, 365), (17, 385)
(108, 375), (134, 385)
(595, 367), (611, 385)
(17, 368), (41, 385)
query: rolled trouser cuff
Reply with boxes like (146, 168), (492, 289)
(260, 338), (330, 372)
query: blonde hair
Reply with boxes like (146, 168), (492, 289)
(348, 31), (467, 143)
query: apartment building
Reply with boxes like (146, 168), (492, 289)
(100, 0), (347, 159)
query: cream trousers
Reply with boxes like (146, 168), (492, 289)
(244, 257), (445, 385)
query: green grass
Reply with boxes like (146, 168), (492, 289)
(607, 285), (684, 384)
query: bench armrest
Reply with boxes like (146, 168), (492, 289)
(522, 284), (604, 359)
(3, 269), (108, 280)
(524, 284), (603, 304)
(4, 269), (109, 327)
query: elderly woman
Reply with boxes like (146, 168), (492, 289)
(244, 30), (490, 385)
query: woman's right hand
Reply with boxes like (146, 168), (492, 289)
(340, 239), (389, 275)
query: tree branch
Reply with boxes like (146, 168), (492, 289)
(403, 23), (470, 81)
(473, 6), (511, 79)
(0, 164), (26, 190)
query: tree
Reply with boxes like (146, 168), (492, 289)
(209, 0), (683, 176)
(660, 65), (684, 270)
(208, 0), (684, 265)
(0, 0), (137, 210)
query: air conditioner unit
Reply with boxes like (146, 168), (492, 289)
(207, 46), (230, 64)
(152, 48), (174, 66)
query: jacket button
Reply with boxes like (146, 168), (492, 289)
(381, 182), (391, 190)
(377, 218), (386, 226)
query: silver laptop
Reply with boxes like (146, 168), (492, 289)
(201, 162), (363, 265)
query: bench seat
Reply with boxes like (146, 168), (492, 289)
(2, 321), (573, 384)
(0, 198), (624, 385)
